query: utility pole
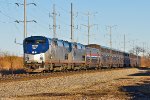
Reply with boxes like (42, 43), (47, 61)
(24, 0), (26, 39)
(49, 4), (59, 38)
(107, 25), (116, 49)
(70, 3), (79, 42)
(132, 40), (135, 54)
(15, 0), (36, 67)
(82, 12), (97, 45)
(71, 3), (73, 42)
(106, 25), (117, 67)
(15, 0), (36, 39)
(52, 4), (57, 38)
(87, 12), (90, 45)
(142, 42), (145, 57)
(124, 34), (125, 52)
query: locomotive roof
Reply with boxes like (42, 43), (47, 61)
(25, 36), (136, 56)
(26, 36), (46, 39)
(87, 44), (127, 54)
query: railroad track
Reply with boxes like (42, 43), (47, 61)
(0, 67), (131, 83)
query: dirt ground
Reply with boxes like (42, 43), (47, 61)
(1, 68), (150, 100)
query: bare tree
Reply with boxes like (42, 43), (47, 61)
(129, 46), (144, 55)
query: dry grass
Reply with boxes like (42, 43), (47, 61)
(0, 56), (23, 70)
(141, 57), (150, 67)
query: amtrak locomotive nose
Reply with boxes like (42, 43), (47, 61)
(24, 36), (49, 55)
(23, 36), (49, 72)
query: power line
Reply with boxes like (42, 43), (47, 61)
(0, 9), (22, 33)
(56, 5), (69, 14)
(25, 4), (51, 32)
(0, 10), (16, 20)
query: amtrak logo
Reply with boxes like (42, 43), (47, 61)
(32, 45), (38, 49)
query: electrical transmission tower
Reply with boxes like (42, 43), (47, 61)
(15, 0), (36, 39)
(70, 3), (74, 42)
(106, 25), (117, 49)
(124, 34), (126, 52)
(69, 3), (79, 42)
(106, 25), (117, 67)
(82, 12), (97, 45)
(49, 4), (58, 38)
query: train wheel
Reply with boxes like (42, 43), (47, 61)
(42, 70), (46, 74)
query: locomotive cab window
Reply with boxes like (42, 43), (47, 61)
(51, 40), (58, 46)
(74, 44), (77, 49)
(48, 39), (52, 45)
(25, 39), (46, 44)
(35, 39), (46, 44)
(82, 45), (85, 50)
(64, 42), (69, 48)
(57, 40), (63, 47)
(72, 43), (77, 49)
(25, 40), (35, 44)
(77, 44), (82, 49)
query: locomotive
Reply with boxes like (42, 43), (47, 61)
(23, 36), (140, 72)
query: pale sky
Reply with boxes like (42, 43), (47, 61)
(0, 0), (150, 56)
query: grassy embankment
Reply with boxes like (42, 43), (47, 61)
(0, 55), (24, 74)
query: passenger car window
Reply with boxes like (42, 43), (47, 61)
(57, 40), (63, 47)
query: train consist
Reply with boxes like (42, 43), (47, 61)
(23, 36), (141, 72)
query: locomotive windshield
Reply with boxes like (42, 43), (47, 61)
(35, 39), (46, 44)
(23, 36), (49, 54)
(25, 39), (46, 44)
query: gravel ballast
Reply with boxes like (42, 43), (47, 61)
(0, 68), (149, 99)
